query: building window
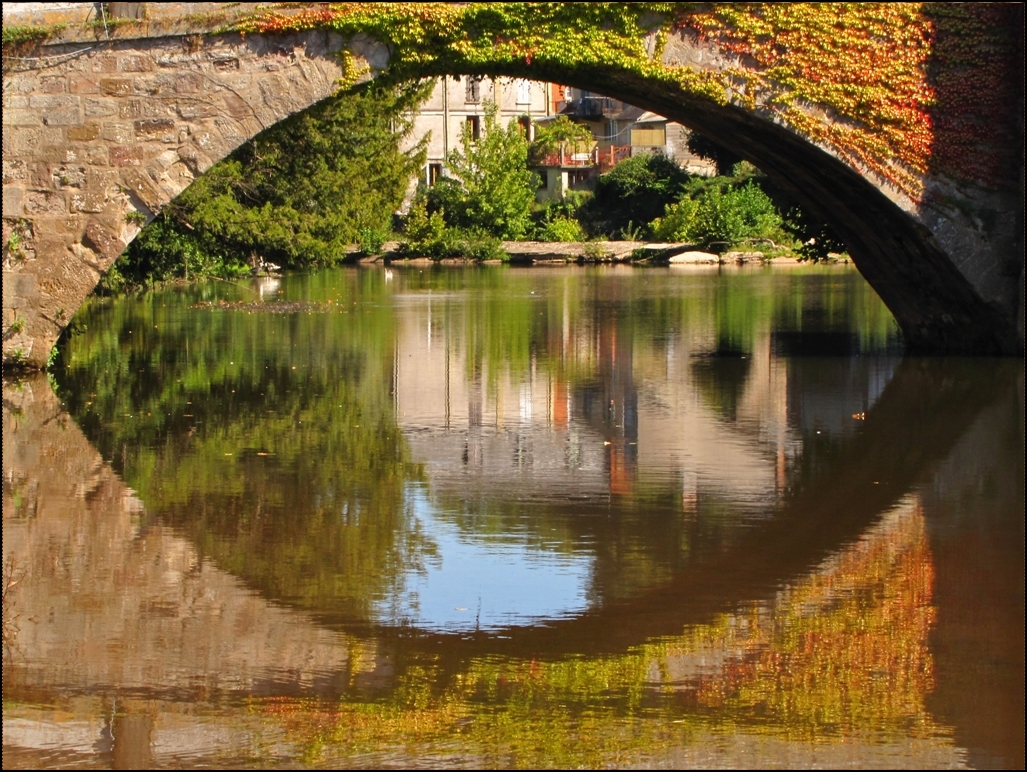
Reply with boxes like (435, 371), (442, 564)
(466, 115), (481, 141)
(518, 115), (532, 139)
(465, 76), (481, 104)
(569, 169), (592, 187)
(516, 79), (531, 105)
(428, 163), (443, 187)
(630, 127), (667, 147)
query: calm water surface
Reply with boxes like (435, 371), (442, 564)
(3, 264), (1023, 768)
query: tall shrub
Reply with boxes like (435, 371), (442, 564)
(580, 153), (689, 237)
(438, 101), (540, 240)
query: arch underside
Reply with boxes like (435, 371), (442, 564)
(2, 28), (1022, 366)
(447, 58), (1019, 355)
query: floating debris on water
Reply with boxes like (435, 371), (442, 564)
(190, 300), (332, 313)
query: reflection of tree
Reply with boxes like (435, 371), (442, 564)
(690, 350), (752, 422)
(675, 499), (936, 734)
(227, 353), (965, 763)
(57, 272), (428, 622)
(47, 269), (1017, 766)
(55, 270), (970, 635)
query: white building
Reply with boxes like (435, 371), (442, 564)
(401, 76), (553, 189)
(400, 79), (716, 204)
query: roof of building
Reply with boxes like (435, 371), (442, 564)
(612, 105), (666, 124)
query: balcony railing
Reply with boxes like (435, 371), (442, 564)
(598, 145), (632, 173)
(556, 96), (615, 119)
(529, 144), (631, 171)
(530, 144), (597, 167)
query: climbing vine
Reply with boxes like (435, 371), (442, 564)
(673, 3), (1020, 199)
(676, 4), (935, 198)
(222, 3), (1019, 201)
(920, 4), (1021, 188)
(231, 3), (727, 101)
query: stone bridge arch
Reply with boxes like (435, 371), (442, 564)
(3, 2), (1023, 366)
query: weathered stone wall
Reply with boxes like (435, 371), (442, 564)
(2, 22), (383, 365)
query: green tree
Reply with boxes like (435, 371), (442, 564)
(109, 81), (430, 287)
(529, 115), (595, 162)
(435, 101), (540, 240)
(649, 197), (699, 242)
(688, 181), (784, 245)
(652, 182), (784, 247)
(579, 152), (690, 238)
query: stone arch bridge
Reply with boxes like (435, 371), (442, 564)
(3, 2), (1023, 366)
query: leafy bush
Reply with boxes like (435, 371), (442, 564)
(403, 198), (447, 248)
(422, 177), (467, 222)
(357, 226), (388, 256)
(400, 199), (506, 260)
(650, 181), (784, 247)
(579, 152), (689, 237)
(650, 197), (699, 242)
(463, 231), (507, 261)
(690, 182), (784, 245)
(436, 101), (540, 239)
(539, 216), (584, 242)
(676, 161), (846, 255)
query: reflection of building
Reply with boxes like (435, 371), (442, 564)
(390, 275), (787, 510)
(389, 269), (901, 515)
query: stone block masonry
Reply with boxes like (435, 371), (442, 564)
(3, 21), (356, 366)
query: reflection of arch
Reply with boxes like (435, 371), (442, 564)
(356, 358), (1007, 660)
(5, 363), (1019, 766)
(2, 4), (1022, 366)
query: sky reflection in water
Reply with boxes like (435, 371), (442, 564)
(376, 485), (593, 631)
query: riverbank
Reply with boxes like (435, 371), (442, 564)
(356, 241), (824, 266)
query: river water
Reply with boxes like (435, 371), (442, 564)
(3, 264), (1023, 769)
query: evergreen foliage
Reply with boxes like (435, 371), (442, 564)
(107, 81), (430, 288)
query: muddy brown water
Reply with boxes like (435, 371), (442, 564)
(3, 264), (1023, 769)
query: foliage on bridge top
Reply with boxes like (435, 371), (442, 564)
(229, 2), (1019, 201)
